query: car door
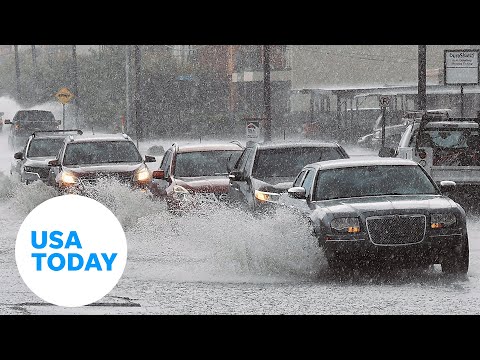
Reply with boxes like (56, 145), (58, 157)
(228, 147), (254, 206)
(152, 149), (174, 197)
(282, 167), (317, 216)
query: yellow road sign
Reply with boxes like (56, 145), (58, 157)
(55, 87), (74, 104)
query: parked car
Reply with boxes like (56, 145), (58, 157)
(46, 133), (156, 193)
(280, 157), (469, 274)
(4, 110), (61, 150)
(149, 141), (244, 212)
(11, 129), (83, 184)
(226, 141), (349, 213)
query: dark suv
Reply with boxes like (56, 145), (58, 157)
(47, 133), (156, 193)
(226, 141), (349, 213)
(4, 110), (61, 150)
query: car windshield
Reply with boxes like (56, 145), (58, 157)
(14, 111), (55, 122)
(175, 150), (242, 177)
(314, 165), (438, 200)
(63, 141), (143, 165)
(413, 128), (479, 149)
(253, 147), (345, 178)
(27, 138), (65, 157)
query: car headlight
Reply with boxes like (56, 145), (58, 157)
(431, 213), (456, 229)
(330, 217), (361, 233)
(135, 167), (151, 182)
(255, 190), (280, 203)
(60, 171), (77, 185)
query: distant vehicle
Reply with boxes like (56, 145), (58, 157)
(149, 142), (244, 212)
(379, 110), (480, 201)
(280, 157), (469, 274)
(11, 129), (83, 184)
(226, 141), (349, 213)
(47, 133), (156, 193)
(359, 109), (452, 150)
(4, 110), (61, 150)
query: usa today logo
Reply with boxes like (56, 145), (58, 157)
(15, 194), (127, 307)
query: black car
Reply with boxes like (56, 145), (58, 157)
(280, 157), (469, 274)
(227, 141), (349, 213)
(47, 133), (156, 193)
(4, 110), (61, 150)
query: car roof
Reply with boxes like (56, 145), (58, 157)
(66, 133), (133, 143)
(248, 141), (342, 149)
(175, 142), (244, 153)
(424, 121), (479, 129)
(304, 157), (418, 170)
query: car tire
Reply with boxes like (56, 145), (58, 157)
(441, 236), (469, 275)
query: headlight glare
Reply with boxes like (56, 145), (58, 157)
(255, 190), (280, 203)
(431, 213), (456, 229)
(61, 171), (77, 184)
(135, 167), (151, 182)
(330, 217), (361, 233)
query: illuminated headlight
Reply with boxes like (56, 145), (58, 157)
(330, 217), (361, 233)
(135, 167), (151, 182)
(254, 190), (280, 203)
(61, 171), (77, 185)
(431, 213), (456, 229)
(23, 166), (36, 173)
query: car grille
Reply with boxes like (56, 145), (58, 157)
(366, 214), (426, 246)
(25, 166), (50, 179)
(79, 172), (134, 186)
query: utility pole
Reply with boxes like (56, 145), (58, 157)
(31, 45), (37, 98)
(72, 45), (79, 128)
(418, 45), (427, 112)
(133, 45), (142, 147)
(125, 45), (130, 134)
(263, 45), (272, 142)
(14, 45), (21, 101)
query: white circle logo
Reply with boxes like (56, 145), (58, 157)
(15, 194), (127, 307)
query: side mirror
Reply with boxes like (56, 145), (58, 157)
(145, 155), (156, 163)
(288, 186), (307, 199)
(152, 169), (165, 180)
(48, 159), (59, 167)
(439, 180), (456, 193)
(228, 170), (244, 182)
(14, 152), (24, 160)
(4, 119), (12, 125)
(378, 147), (397, 157)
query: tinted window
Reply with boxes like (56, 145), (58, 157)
(63, 141), (142, 165)
(14, 111), (55, 122)
(27, 138), (65, 157)
(314, 165), (438, 201)
(253, 147), (345, 178)
(175, 150), (242, 177)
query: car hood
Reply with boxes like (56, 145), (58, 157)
(175, 176), (230, 193)
(252, 177), (294, 193)
(24, 156), (56, 166)
(315, 195), (458, 216)
(65, 163), (144, 175)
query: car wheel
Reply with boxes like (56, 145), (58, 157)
(441, 236), (469, 275)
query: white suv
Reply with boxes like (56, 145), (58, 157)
(381, 110), (480, 189)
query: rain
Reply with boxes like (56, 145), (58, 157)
(1, 45), (480, 314)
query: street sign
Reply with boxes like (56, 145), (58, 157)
(55, 87), (74, 104)
(444, 49), (479, 85)
(246, 120), (260, 139)
(379, 95), (390, 108)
